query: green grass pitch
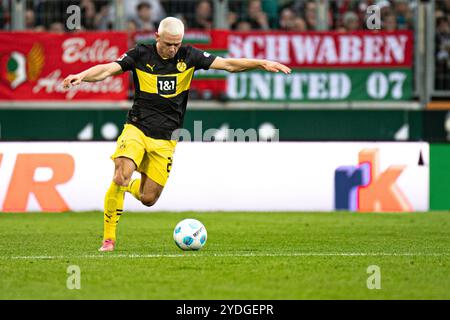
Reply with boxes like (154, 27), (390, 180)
(0, 211), (449, 299)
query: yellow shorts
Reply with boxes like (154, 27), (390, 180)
(111, 124), (177, 186)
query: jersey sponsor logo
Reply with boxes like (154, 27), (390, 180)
(176, 60), (187, 72)
(157, 76), (177, 95)
(135, 66), (194, 98)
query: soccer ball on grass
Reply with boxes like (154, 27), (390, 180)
(173, 219), (207, 251)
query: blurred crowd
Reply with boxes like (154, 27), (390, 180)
(436, 0), (450, 90)
(229, 0), (414, 32)
(0, 0), (416, 32)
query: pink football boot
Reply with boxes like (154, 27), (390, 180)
(98, 239), (115, 252)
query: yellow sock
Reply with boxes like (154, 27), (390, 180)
(103, 181), (127, 241)
(127, 178), (141, 201)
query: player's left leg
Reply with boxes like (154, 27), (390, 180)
(138, 173), (164, 207)
(126, 170), (166, 207)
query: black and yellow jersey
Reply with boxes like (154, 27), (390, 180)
(115, 43), (217, 140)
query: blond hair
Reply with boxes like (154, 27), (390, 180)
(158, 17), (185, 36)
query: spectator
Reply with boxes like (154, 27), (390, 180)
(25, 9), (36, 30)
(304, 0), (317, 30)
(188, 0), (213, 30)
(34, 0), (81, 31)
(49, 21), (65, 33)
(436, 16), (450, 90)
(127, 19), (138, 34)
(261, 0), (279, 29)
(288, 0), (361, 31)
(134, 2), (157, 31)
(291, 16), (307, 32)
(378, 0), (393, 17)
(228, 0), (246, 23)
(228, 10), (238, 29)
(34, 25), (46, 32)
(393, 0), (413, 30)
(245, 0), (269, 30)
(234, 20), (252, 31)
(383, 11), (397, 31)
(123, 0), (165, 23)
(94, 2), (113, 30)
(342, 11), (360, 32)
(328, 0), (358, 30)
(80, 0), (97, 30)
(35, 0), (58, 30)
(31, 0), (108, 31)
(104, 0), (164, 31)
(279, 7), (295, 31)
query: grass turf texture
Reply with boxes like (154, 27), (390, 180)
(0, 211), (449, 299)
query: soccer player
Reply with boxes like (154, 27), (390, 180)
(62, 17), (291, 252)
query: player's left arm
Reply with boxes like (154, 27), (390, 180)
(209, 56), (291, 74)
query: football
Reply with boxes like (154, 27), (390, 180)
(173, 219), (207, 251)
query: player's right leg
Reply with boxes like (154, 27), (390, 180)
(100, 124), (145, 252)
(100, 157), (136, 252)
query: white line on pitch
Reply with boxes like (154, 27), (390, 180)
(2, 252), (450, 260)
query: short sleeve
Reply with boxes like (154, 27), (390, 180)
(189, 46), (217, 71)
(115, 46), (140, 72)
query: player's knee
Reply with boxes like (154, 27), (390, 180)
(113, 158), (135, 186)
(140, 194), (158, 207)
(113, 170), (131, 186)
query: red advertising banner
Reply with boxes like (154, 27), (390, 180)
(186, 30), (228, 100)
(0, 30), (414, 102)
(228, 30), (413, 68)
(0, 32), (129, 101)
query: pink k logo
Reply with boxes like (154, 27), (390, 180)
(358, 149), (412, 212)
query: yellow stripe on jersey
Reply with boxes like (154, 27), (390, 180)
(135, 67), (195, 98)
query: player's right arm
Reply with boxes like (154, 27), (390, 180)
(62, 62), (123, 89)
